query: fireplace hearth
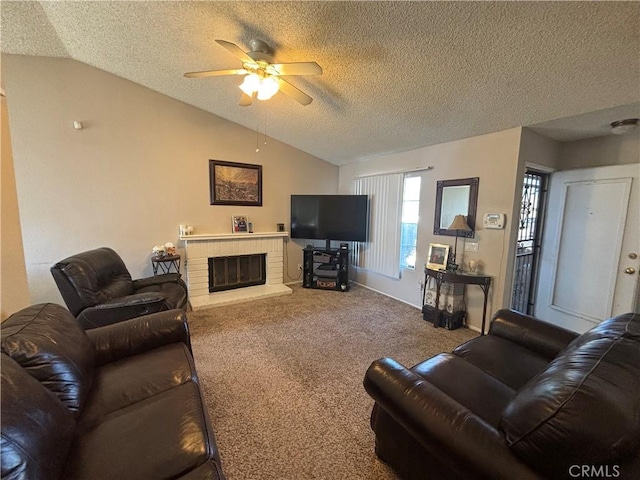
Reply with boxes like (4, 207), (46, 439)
(208, 254), (266, 293)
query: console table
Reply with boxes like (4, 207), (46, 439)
(423, 267), (492, 335)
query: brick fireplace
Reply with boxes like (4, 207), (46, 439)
(180, 232), (291, 309)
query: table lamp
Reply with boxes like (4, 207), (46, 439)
(447, 214), (471, 270)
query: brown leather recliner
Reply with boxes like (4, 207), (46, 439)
(364, 309), (640, 479)
(1, 303), (225, 480)
(51, 247), (188, 329)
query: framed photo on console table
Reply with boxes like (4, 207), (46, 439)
(427, 243), (450, 271)
(210, 160), (263, 206)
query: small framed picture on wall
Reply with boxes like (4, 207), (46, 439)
(231, 215), (249, 233)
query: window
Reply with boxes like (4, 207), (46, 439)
(400, 176), (421, 270)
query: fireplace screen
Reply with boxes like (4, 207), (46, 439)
(208, 254), (266, 293)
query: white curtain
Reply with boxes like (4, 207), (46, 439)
(351, 173), (403, 279)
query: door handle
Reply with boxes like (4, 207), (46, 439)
(624, 267), (636, 275)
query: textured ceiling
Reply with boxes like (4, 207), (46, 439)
(1, 1), (639, 165)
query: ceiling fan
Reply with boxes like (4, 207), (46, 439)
(184, 39), (322, 106)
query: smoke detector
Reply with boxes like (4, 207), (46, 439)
(610, 118), (639, 135)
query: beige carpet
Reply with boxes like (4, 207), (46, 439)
(188, 284), (477, 480)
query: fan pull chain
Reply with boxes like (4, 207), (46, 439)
(263, 109), (268, 146)
(255, 119), (260, 153)
(255, 104), (270, 153)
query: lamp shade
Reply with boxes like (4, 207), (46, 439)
(448, 215), (471, 232)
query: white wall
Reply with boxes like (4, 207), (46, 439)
(3, 55), (338, 305)
(559, 132), (639, 170)
(338, 128), (523, 332)
(519, 128), (560, 171)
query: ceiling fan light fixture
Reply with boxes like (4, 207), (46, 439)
(257, 76), (279, 100)
(239, 73), (261, 96)
(189, 39), (319, 106)
(610, 118), (639, 135)
(241, 73), (279, 101)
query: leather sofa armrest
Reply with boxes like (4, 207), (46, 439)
(86, 309), (192, 366)
(364, 358), (539, 480)
(97, 292), (166, 308)
(489, 309), (579, 359)
(76, 293), (168, 329)
(133, 273), (182, 289)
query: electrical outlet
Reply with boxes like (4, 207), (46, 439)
(297, 263), (303, 271)
(465, 242), (479, 252)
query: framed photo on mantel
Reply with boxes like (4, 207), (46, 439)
(210, 160), (262, 206)
(231, 215), (249, 234)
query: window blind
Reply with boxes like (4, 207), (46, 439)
(351, 173), (403, 279)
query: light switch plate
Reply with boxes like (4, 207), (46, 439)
(465, 242), (479, 252)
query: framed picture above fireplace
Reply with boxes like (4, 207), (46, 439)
(210, 160), (263, 206)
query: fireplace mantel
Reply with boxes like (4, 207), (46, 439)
(180, 232), (291, 309)
(180, 232), (288, 242)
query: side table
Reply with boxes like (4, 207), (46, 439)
(151, 254), (181, 275)
(423, 267), (492, 335)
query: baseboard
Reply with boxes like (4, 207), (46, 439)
(353, 282), (421, 310)
(354, 281), (484, 333)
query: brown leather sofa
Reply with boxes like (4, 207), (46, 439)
(364, 309), (640, 479)
(51, 247), (188, 329)
(1, 303), (224, 480)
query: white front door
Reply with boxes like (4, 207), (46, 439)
(535, 164), (639, 333)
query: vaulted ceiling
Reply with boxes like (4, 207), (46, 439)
(1, 1), (638, 165)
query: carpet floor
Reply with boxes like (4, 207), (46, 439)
(188, 283), (477, 480)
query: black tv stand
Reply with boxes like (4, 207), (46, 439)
(302, 246), (349, 291)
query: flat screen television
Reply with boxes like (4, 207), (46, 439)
(291, 195), (369, 246)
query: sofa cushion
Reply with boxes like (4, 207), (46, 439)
(80, 343), (197, 426)
(64, 382), (216, 480)
(564, 310), (640, 351)
(453, 335), (550, 390)
(0, 303), (94, 416)
(1, 354), (76, 480)
(500, 313), (640, 478)
(411, 353), (516, 428)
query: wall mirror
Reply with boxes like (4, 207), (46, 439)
(433, 177), (479, 237)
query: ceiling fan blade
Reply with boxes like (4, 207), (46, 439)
(184, 69), (248, 78)
(270, 62), (322, 76)
(276, 78), (313, 106)
(239, 92), (255, 107)
(215, 40), (255, 64)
